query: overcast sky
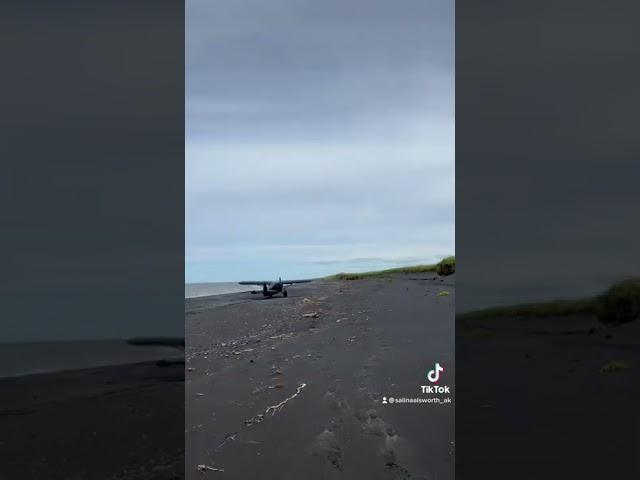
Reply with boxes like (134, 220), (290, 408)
(186, 0), (454, 283)
(456, 3), (640, 312)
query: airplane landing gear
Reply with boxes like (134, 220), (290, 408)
(283, 290), (288, 298)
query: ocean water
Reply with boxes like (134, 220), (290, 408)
(185, 282), (253, 298)
(0, 340), (181, 378)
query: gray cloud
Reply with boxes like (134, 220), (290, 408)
(456, 1), (640, 311)
(186, 0), (454, 281)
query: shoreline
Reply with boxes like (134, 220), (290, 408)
(0, 338), (182, 379)
(186, 273), (455, 479)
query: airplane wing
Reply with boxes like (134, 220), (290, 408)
(281, 279), (313, 285)
(238, 281), (268, 285)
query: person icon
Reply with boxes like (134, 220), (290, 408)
(382, 396), (388, 404)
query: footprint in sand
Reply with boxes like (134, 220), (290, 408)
(314, 421), (344, 471)
(322, 389), (351, 413)
(356, 409), (419, 477)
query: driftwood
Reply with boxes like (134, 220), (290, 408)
(265, 383), (307, 416)
(244, 383), (308, 427)
(215, 432), (238, 451)
(197, 464), (224, 473)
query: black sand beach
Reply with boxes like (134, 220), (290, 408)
(186, 274), (455, 479)
(457, 311), (640, 477)
(0, 360), (184, 480)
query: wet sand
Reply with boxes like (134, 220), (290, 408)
(0, 360), (184, 480)
(186, 274), (455, 480)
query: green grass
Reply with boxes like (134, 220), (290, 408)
(458, 278), (640, 324)
(325, 256), (455, 281)
(458, 298), (598, 322)
(599, 361), (630, 374)
(436, 255), (456, 276)
(596, 279), (640, 325)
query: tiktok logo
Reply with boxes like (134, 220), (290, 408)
(427, 363), (444, 383)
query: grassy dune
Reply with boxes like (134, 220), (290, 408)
(459, 278), (640, 324)
(326, 256), (455, 281)
(457, 298), (597, 322)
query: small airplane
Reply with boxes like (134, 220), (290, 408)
(238, 277), (312, 298)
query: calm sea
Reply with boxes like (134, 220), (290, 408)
(185, 282), (252, 298)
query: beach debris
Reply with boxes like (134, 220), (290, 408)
(197, 464), (224, 474)
(232, 348), (254, 355)
(245, 384), (307, 426)
(245, 383), (308, 426)
(599, 361), (630, 374)
(244, 412), (266, 427)
(215, 432), (238, 451)
(265, 383), (307, 416)
(270, 333), (293, 340)
(302, 312), (319, 318)
(437, 291), (450, 297)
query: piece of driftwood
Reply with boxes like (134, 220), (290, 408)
(243, 383), (308, 427)
(265, 383), (307, 416)
(197, 464), (224, 473)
